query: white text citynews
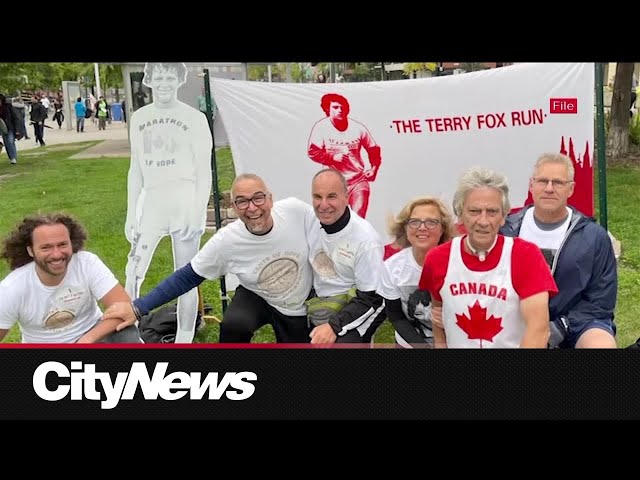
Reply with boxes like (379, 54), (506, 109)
(32, 361), (257, 410)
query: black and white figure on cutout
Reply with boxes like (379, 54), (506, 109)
(125, 62), (213, 343)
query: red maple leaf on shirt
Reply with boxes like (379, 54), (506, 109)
(455, 300), (503, 348)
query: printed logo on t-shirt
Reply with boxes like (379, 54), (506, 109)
(455, 300), (503, 346)
(312, 251), (337, 278)
(539, 247), (555, 270)
(257, 258), (299, 295)
(407, 289), (432, 328)
(43, 285), (87, 330)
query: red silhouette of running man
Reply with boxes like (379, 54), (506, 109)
(307, 93), (382, 218)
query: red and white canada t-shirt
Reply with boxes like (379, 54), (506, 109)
(419, 235), (558, 348)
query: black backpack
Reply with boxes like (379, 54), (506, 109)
(627, 338), (640, 349)
(138, 304), (203, 343)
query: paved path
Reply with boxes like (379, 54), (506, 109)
(16, 118), (130, 158)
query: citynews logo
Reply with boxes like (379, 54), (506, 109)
(550, 98), (578, 114)
(32, 361), (257, 410)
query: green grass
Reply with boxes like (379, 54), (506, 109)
(602, 166), (640, 347)
(0, 143), (637, 346)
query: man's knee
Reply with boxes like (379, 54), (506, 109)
(220, 308), (257, 338)
(574, 320), (617, 348)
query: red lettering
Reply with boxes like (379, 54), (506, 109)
(476, 113), (507, 129)
(424, 116), (472, 133)
(497, 288), (507, 301)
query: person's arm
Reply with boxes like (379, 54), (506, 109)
(76, 284), (131, 343)
(182, 111), (214, 240)
(307, 122), (346, 168)
(0, 285), (18, 343)
(418, 247), (447, 347)
(125, 118), (143, 243)
(519, 292), (550, 348)
(562, 228), (617, 325)
(430, 299), (447, 348)
(308, 144), (344, 169)
(510, 238), (559, 348)
(360, 127), (382, 180)
(327, 289), (384, 336)
(385, 298), (427, 344)
(103, 263), (206, 327)
(330, 242), (384, 335)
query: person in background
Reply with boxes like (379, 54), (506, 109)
(0, 94), (23, 165)
(96, 96), (109, 130)
(11, 96), (29, 140)
(52, 99), (64, 128)
(29, 95), (47, 146)
(74, 97), (86, 133)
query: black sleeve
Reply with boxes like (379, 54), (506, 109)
(385, 298), (427, 344)
(328, 289), (383, 335)
(133, 263), (205, 315)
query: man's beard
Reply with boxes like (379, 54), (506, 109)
(34, 255), (69, 277)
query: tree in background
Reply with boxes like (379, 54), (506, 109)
(403, 62), (437, 79)
(607, 62), (635, 159)
(0, 63), (122, 99)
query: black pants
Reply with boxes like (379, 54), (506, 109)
(220, 285), (311, 343)
(33, 123), (45, 145)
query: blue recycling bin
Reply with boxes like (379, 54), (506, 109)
(110, 102), (123, 121)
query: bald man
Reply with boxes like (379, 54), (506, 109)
(104, 173), (318, 343)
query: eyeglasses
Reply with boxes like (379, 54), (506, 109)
(407, 218), (441, 230)
(532, 177), (573, 188)
(233, 193), (270, 210)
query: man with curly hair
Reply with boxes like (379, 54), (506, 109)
(0, 213), (141, 343)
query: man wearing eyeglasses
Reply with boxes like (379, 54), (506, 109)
(501, 153), (617, 348)
(105, 173), (318, 344)
(306, 169), (385, 344)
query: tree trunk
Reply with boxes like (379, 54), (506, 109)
(285, 63), (292, 83)
(607, 62), (634, 158)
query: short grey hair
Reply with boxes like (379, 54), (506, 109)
(231, 173), (268, 200)
(452, 167), (511, 217)
(533, 153), (575, 182)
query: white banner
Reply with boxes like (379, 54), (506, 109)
(212, 63), (594, 242)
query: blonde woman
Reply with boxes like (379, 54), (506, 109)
(377, 197), (455, 348)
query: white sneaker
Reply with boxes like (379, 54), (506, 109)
(10, 159), (16, 164)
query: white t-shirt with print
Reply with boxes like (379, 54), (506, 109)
(307, 209), (383, 296)
(191, 197), (316, 316)
(378, 246), (433, 341)
(0, 251), (118, 343)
